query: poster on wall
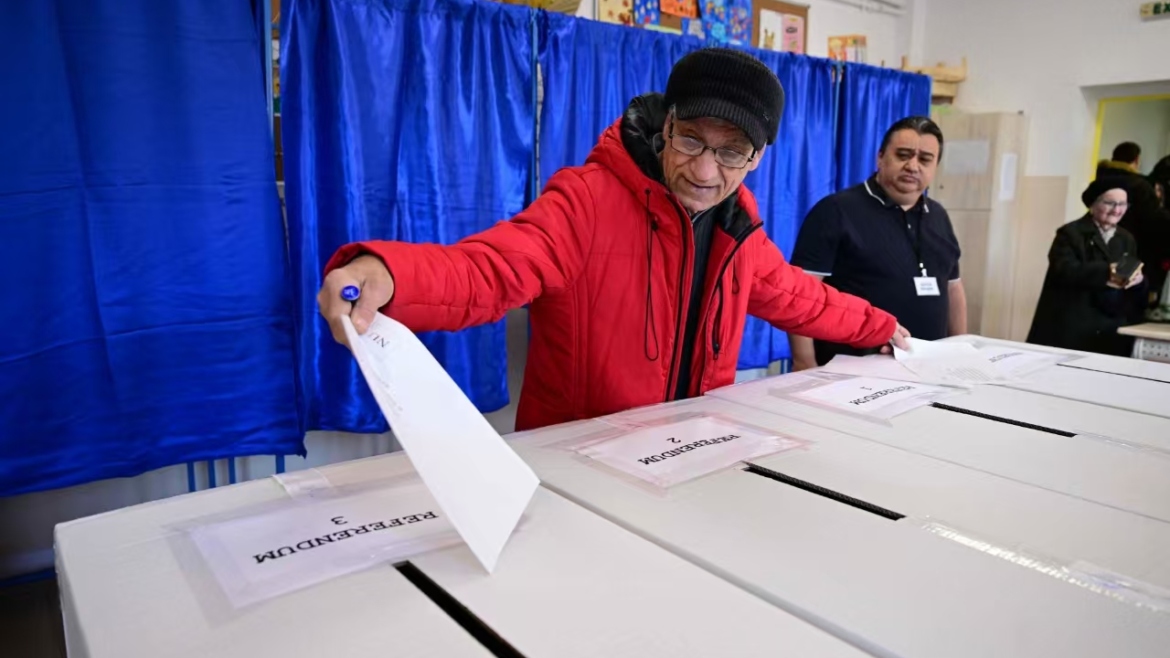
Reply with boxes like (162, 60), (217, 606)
(661, 0), (699, 19)
(599, 0), (634, 25)
(634, 0), (660, 24)
(758, 11), (804, 53)
(752, 0), (808, 54)
(828, 34), (868, 63)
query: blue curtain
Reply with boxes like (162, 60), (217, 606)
(0, 1), (300, 496)
(537, 12), (702, 183)
(283, 0), (536, 433)
(836, 63), (933, 191)
(738, 51), (838, 368)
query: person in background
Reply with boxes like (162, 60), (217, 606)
(1097, 143), (1167, 314)
(1150, 155), (1170, 207)
(317, 48), (910, 431)
(788, 116), (965, 370)
(1098, 141), (1143, 179)
(1136, 155), (1170, 309)
(1027, 179), (1144, 355)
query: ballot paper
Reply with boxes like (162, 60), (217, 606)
(792, 376), (950, 419)
(342, 314), (539, 573)
(977, 345), (1065, 380)
(576, 417), (805, 489)
(823, 354), (931, 383)
(188, 482), (461, 608)
(894, 337), (1002, 385)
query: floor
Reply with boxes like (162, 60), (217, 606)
(0, 578), (66, 658)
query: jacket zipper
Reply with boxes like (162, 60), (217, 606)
(698, 223), (762, 387)
(664, 198), (693, 402)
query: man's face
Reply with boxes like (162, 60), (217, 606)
(661, 115), (763, 214)
(1090, 188), (1129, 227)
(876, 129), (940, 207)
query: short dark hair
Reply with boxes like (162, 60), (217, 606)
(879, 116), (944, 159)
(1112, 142), (1141, 164)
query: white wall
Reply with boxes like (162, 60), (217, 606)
(802, 0), (910, 67)
(1098, 99), (1170, 174)
(923, 0), (1170, 218)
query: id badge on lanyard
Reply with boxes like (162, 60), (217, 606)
(906, 218), (939, 296)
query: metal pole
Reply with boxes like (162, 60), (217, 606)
(263, 0), (275, 139)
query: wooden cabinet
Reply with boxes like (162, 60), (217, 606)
(930, 112), (1029, 339)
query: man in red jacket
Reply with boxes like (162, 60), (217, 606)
(318, 48), (910, 431)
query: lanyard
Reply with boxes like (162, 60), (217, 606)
(902, 211), (927, 277)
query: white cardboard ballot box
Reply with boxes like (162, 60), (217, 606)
(923, 382), (1170, 454)
(707, 372), (1170, 524)
(699, 397), (1170, 589)
(510, 397), (1170, 658)
(945, 335), (1170, 418)
(54, 451), (869, 658)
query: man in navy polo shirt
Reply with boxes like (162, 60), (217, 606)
(789, 116), (967, 370)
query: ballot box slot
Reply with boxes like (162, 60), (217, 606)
(395, 561), (526, 658)
(743, 463), (905, 521)
(930, 402), (1076, 437)
(1057, 362), (1170, 385)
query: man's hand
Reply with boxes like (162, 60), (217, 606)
(317, 255), (396, 345)
(880, 323), (912, 354)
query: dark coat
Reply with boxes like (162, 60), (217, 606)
(1094, 160), (1170, 309)
(1027, 216), (1140, 355)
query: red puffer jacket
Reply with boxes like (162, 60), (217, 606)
(326, 97), (895, 431)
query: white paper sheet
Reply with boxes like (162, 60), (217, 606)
(575, 417), (804, 489)
(823, 355), (928, 382)
(189, 483), (461, 608)
(943, 140), (991, 176)
(792, 376), (949, 419)
(894, 338), (1001, 385)
(999, 153), (1019, 201)
(977, 345), (1065, 380)
(342, 314), (539, 573)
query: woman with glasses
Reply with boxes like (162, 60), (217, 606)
(1027, 179), (1145, 355)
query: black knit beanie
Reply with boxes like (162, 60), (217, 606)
(663, 48), (785, 152)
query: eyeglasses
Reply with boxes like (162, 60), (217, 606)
(1099, 201), (1129, 211)
(668, 122), (755, 169)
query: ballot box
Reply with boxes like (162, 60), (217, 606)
(510, 397), (1170, 658)
(917, 381), (1170, 453)
(946, 335), (1170, 419)
(54, 450), (869, 658)
(706, 369), (1170, 525)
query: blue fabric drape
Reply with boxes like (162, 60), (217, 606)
(283, 0), (535, 433)
(738, 51), (838, 368)
(537, 17), (835, 367)
(0, 1), (301, 496)
(835, 63), (933, 191)
(537, 12), (701, 183)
